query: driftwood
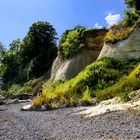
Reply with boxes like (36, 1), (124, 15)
(5, 93), (33, 100)
(5, 99), (31, 105)
(0, 108), (7, 111)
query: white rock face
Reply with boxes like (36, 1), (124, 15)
(50, 29), (107, 81)
(98, 28), (140, 60)
(51, 49), (101, 81)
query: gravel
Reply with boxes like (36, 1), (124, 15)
(0, 102), (140, 140)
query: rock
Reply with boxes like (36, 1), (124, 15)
(129, 89), (140, 102)
(21, 104), (32, 111)
(0, 108), (6, 111)
(51, 49), (101, 81)
(0, 100), (6, 105)
(51, 29), (107, 82)
(98, 28), (140, 60)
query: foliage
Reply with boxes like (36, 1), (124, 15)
(20, 21), (58, 79)
(0, 42), (6, 60)
(0, 89), (6, 96)
(6, 78), (44, 96)
(125, 10), (140, 25)
(9, 39), (22, 57)
(96, 64), (140, 102)
(125, 0), (140, 10)
(0, 42), (6, 77)
(58, 26), (106, 59)
(58, 25), (86, 59)
(1, 39), (22, 83)
(104, 23), (134, 43)
(32, 57), (138, 110)
(7, 84), (21, 94)
(0, 21), (58, 90)
(125, 0), (140, 24)
(104, 0), (140, 43)
(81, 87), (92, 106)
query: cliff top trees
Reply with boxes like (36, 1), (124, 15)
(1, 21), (58, 85)
(125, 0), (140, 10)
(19, 21), (58, 79)
(125, 0), (140, 25)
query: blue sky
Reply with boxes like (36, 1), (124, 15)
(0, 0), (126, 48)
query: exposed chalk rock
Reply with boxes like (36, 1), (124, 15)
(51, 29), (107, 82)
(21, 104), (32, 111)
(98, 28), (140, 60)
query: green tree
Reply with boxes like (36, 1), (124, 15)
(0, 42), (6, 77)
(20, 21), (58, 78)
(0, 39), (22, 84)
(0, 42), (6, 57)
(125, 0), (140, 25)
(9, 39), (22, 55)
(125, 0), (140, 10)
(58, 25), (86, 59)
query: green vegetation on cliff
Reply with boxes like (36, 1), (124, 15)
(58, 26), (86, 59)
(97, 63), (140, 101)
(58, 26), (105, 59)
(32, 57), (139, 110)
(104, 0), (140, 44)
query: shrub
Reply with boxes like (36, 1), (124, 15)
(32, 97), (43, 108)
(58, 26), (86, 59)
(8, 84), (21, 94)
(104, 22), (134, 43)
(96, 64), (140, 102)
(7, 79), (44, 96)
(0, 90), (6, 96)
(58, 26), (106, 59)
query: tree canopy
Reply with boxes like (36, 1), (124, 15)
(20, 21), (58, 78)
(0, 21), (58, 87)
(124, 0), (140, 25)
(58, 26), (86, 59)
(125, 0), (140, 10)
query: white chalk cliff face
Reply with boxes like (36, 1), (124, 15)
(98, 28), (140, 60)
(51, 29), (107, 82)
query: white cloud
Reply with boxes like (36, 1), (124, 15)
(94, 23), (103, 29)
(105, 13), (121, 27)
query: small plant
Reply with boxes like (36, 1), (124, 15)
(0, 90), (6, 96)
(81, 87), (92, 106)
(33, 97), (43, 107)
(7, 84), (21, 94)
(7, 79), (44, 96)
